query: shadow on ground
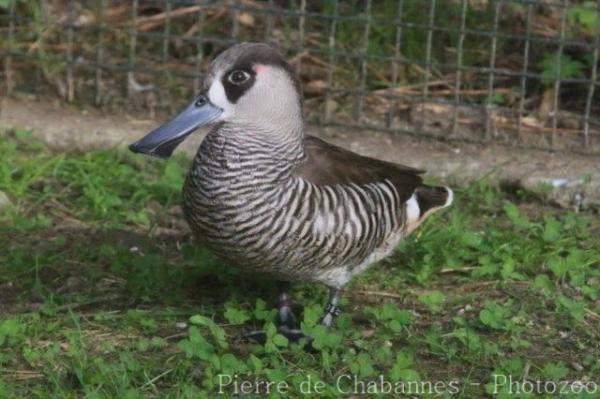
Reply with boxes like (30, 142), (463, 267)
(2, 226), (288, 316)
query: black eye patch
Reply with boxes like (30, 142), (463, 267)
(221, 67), (256, 104)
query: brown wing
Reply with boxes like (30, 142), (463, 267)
(293, 135), (424, 203)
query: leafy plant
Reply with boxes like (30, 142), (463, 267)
(567, 1), (600, 32)
(418, 290), (445, 314)
(1, 130), (599, 397)
(539, 51), (586, 85)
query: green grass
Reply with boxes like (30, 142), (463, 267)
(1, 128), (599, 398)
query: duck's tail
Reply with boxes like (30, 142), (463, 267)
(415, 185), (453, 216)
(405, 185), (453, 233)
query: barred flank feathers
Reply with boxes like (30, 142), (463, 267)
(183, 125), (450, 288)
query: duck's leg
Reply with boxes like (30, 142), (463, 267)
(273, 293), (306, 341)
(242, 293), (305, 344)
(277, 289), (342, 344)
(242, 289), (342, 345)
(321, 288), (342, 327)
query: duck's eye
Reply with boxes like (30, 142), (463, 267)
(228, 70), (250, 85)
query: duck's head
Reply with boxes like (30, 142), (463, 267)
(129, 42), (302, 158)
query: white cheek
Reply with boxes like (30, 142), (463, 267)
(207, 78), (231, 118)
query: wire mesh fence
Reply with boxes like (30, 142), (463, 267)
(1, 0), (599, 153)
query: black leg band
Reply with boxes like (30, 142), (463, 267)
(325, 302), (341, 316)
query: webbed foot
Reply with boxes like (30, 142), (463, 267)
(241, 289), (341, 348)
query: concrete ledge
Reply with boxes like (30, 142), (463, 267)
(1, 97), (598, 210)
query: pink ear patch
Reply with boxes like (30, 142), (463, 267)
(253, 64), (268, 75)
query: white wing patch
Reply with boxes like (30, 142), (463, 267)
(405, 194), (420, 229)
(444, 187), (454, 207)
(405, 187), (453, 234)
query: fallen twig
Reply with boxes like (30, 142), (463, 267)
(586, 308), (600, 321)
(439, 266), (477, 274)
(0, 369), (45, 380)
(375, 87), (514, 97)
(143, 369), (173, 388)
(373, 79), (452, 96)
(349, 289), (404, 300)
(49, 295), (123, 313)
(164, 332), (188, 341)
(136, 6), (202, 32)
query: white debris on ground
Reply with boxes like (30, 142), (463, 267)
(0, 191), (13, 210)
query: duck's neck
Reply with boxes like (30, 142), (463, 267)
(194, 121), (306, 181)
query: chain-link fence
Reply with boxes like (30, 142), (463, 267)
(1, 0), (599, 153)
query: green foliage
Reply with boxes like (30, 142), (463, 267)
(368, 302), (412, 333)
(479, 300), (510, 330)
(0, 128), (187, 228)
(289, 1), (497, 90)
(418, 290), (445, 314)
(223, 303), (251, 325)
(0, 319), (21, 347)
(567, 1), (600, 31)
(539, 51), (586, 85)
(1, 130), (599, 397)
